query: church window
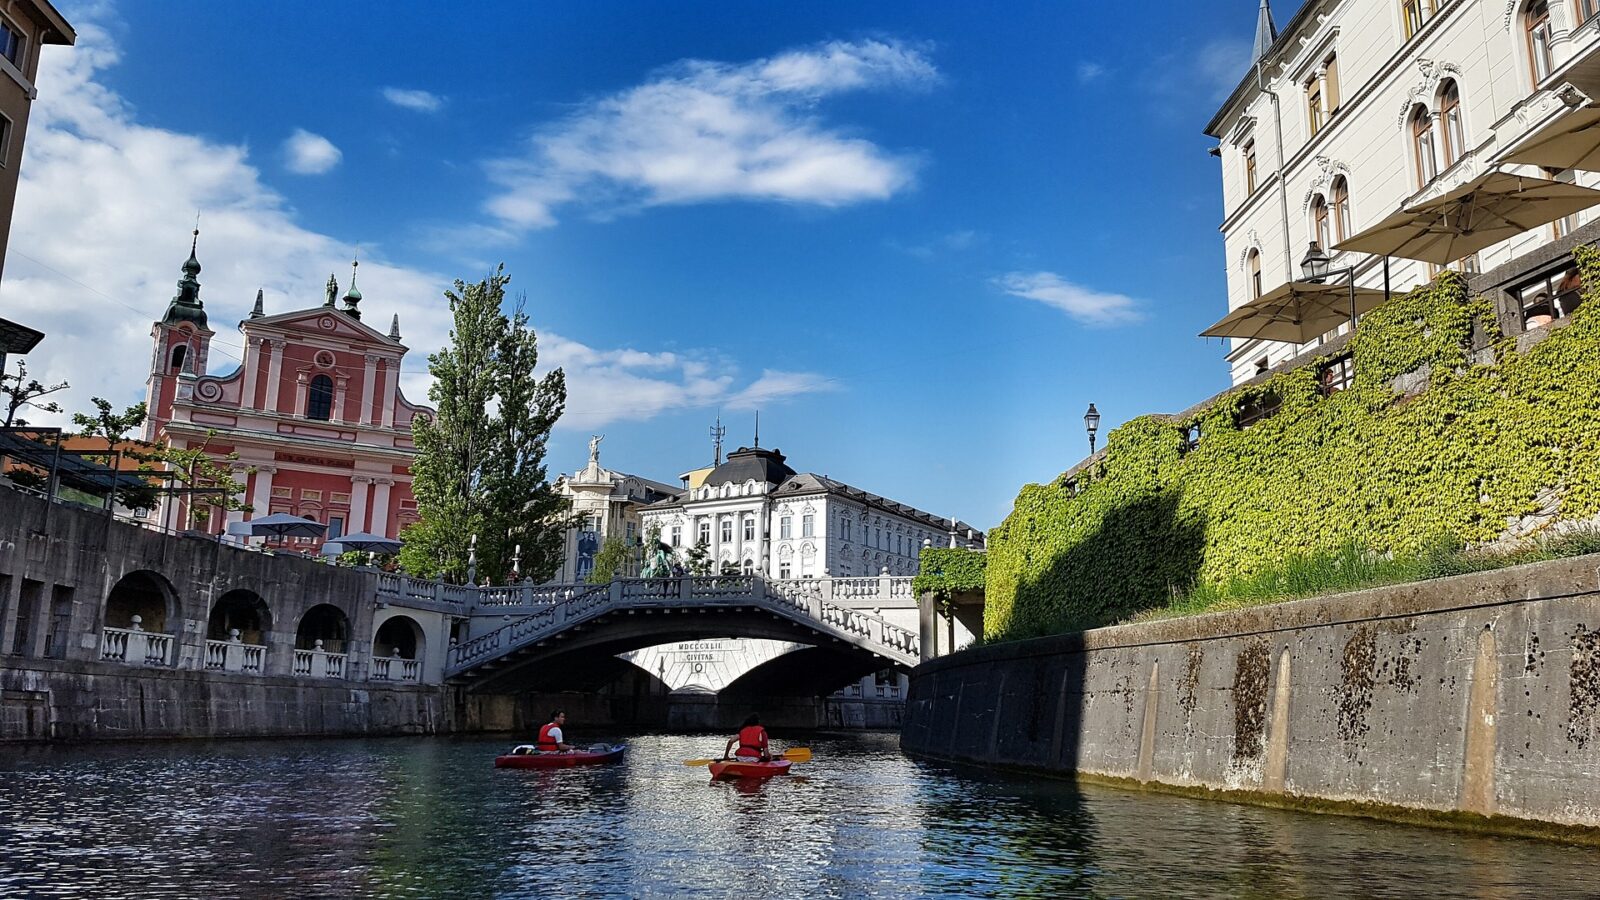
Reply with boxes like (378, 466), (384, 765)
(169, 343), (188, 373)
(307, 374), (334, 421)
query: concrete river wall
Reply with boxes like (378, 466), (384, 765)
(902, 554), (1600, 834)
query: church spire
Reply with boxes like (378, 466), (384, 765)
(342, 255), (362, 320)
(162, 227), (208, 328)
(388, 314), (401, 341)
(250, 289), (265, 318)
(1252, 0), (1277, 64)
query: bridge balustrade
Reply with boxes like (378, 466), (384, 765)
(99, 624), (173, 667)
(203, 635), (267, 674)
(292, 641), (347, 678)
(370, 653), (422, 682)
(375, 573), (470, 607)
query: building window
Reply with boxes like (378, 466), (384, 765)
(1244, 140), (1257, 195)
(1545, 168), (1581, 238)
(671, 525), (682, 547)
(779, 562), (792, 579)
(720, 517), (732, 543)
(0, 114), (12, 168)
(626, 521), (636, 540)
(1403, 0), (1438, 38)
(307, 374), (334, 421)
(1323, 55), (1341, 115)
(1254, 356), (1270, 376)
(1330, 177), (1351, 242)
(1319, 356), (1355, 396)
(1517, 264), (1584, 329)
(697, 518), (710, 545)
(1411, 105), (1438, 187)
(1236, 392), (1283, 428)
(1584, 0), (1600, 24)
(0, 17), (25, 67)
(802, 514), (814, 538)
(1306, 76), (1325, 136)
(779, 516), (792, 540)
(1528, 2), (1554, 86)
(1438, 81), (1464, 167)
(328, 516), (345, 541)
(743, 515), (755, 542)
(1311, 195), (1331, 251)
(1247, 250), (1263, 300)
(840, 518), (851, 542)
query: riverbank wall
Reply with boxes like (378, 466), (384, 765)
(902, 553), (1600, 833)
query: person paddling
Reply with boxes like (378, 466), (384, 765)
(537, 710), (574, 753)
(722, 713), (772, 762)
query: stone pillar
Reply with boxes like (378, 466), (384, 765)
(263, 339), (286, 413)
(240, 338), (262, 409)
(361, 354), (379, 425)
(0, 573), (22, 656)
(918, 592), (937, 662)
(349, 476), (372, 534)
(248, 466), (275, 544)
(294, 372), (309, 417)
(332, 374), (350, 422)
(370, 478), (393, 537)
(380, 360), (397, 428)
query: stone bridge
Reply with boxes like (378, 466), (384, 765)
(434, 573), (922, 694)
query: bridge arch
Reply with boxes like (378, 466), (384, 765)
(721, 645), (905, 698)
(104, 570), (179, 633)
(373, 614), (424, 660)
(207, 589), (271, 644)
(295, 603), (351, 653)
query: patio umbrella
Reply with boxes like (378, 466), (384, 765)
(1501, 105), (1600, 172)
(244, 512), (329, 539)
(1200, 280), (1390, 344)
(321, 531), (403, 555)
(1333, 171), (1600, 264)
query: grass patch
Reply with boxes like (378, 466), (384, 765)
(1133, 527), (1600, 624)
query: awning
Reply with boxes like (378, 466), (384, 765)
(1201, 281), (1389, 344)
(1500, 105), (1600, 172)
(0, 430), (153, 494)
(1334, 171), (1600, 264)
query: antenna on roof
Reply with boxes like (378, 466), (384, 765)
(710, 414), (726, 465)
(753, 411), (760, 449)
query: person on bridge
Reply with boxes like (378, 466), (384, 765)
(722, 714), (771, 761)
(537, 710), (574, 753)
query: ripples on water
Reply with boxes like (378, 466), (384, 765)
(0, 733), (1595, 898)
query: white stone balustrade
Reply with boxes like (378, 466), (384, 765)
(292, 640), (346, 678)
(370, 653), (422, 682)
(99, 616), (173, 667)
(203, 630), (268, 674)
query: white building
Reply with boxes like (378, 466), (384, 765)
(639, 445), (984, 579)
(552, 436), (678, 583)
(1208, 0), (1600, 384)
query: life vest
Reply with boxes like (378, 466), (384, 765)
(736, 725), (768, 758)
(537, 722), (562, 752)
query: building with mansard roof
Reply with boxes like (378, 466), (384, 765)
(144, 240), (432, 544)
(639, 444), (984, 579)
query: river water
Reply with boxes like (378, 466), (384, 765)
(0, 732), (1595, 899)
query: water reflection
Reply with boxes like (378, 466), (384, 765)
(0, 733), (1594, 898)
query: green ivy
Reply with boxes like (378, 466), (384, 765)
(987, 249), (1600, 641)
(913, 547), (986, 598)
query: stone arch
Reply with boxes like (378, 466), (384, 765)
(104, 570), (179, 633)
(296, 603), (351, 653)
(208, 588), (271, 644)
(373, 614), (425, 660)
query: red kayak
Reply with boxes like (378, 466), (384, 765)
(708, 758), (792, 781)
(495, 744), (626, 769)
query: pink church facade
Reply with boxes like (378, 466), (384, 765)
(145, 243), (432, 545)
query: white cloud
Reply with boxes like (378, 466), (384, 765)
(484, 38), (936, 230)
(895, 228), (983, 259)
(282, 128), (341, 174)
(382, 87), (444, 113)
(994, 271), (1144, 326)
(1076, 61), (1105, 83)
(4, 22), (833, 432)
(1196, 38), (1251, 100)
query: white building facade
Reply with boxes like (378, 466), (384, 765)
(552, 437), (678, 583)
(1208, 0), (1600, 384)
(639, 446), (983, 579)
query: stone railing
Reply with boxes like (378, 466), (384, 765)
(370, 654), (422, 682)
(99, 622), (173, 667)
(448, 574), (920, 676)
(203, 633), (267, 674)
(292, 641), (347, 678)
(375, 573), (472, 606)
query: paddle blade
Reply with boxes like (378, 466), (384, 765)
(683, 758), (715, 767)
(781, 747), (812, 763)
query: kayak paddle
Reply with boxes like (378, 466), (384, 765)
(683, 747), (812, 766)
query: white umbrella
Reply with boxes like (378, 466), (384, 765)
(1334, 171), (1600, 265)
(1501, 105), (1600, 172)
(1201, 280), (1390, 344)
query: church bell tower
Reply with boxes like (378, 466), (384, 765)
(144, 229), (215, 441)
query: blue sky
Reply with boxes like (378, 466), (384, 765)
(7, 1), (1274, 528)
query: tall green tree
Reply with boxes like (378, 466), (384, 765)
(401, 267), (569, 583)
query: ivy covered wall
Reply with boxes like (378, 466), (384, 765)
(987, 249), (1600, 640)
(913, 547), (986, 598)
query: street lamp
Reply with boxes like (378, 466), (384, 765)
(1084, 403), (1101, 455)
(1299, 241), (1359, 329)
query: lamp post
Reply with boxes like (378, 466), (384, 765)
(1084, 403), (1101, 455)
(1299, 241), (1359, 328)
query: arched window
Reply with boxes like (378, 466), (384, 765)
(1247, 250), (1262, 300)
(1311, 195), (1332, 250)
(1411, 105), (1438, 187)
(307, 374), (333, 421)
(1330, 177), (1351, 243)
(1438, 81), (1464, 167)
(1403, 0), (1438, 39)
(1527, 2), (1553, 86)
(169, 343), (188, 373)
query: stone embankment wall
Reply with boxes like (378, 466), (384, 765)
(902, 554), (1600, 832)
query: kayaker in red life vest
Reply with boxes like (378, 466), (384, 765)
(537, 710), (574, 753)
(722, 713), (771, 761)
